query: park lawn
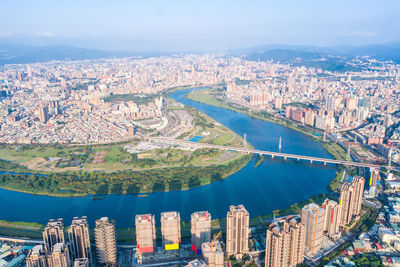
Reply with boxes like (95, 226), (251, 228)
(0, 90), (250, 174)
(215, 125), (243, 146)
(0, 145), (94, 165)
(0, 220), (44, 229)
(329, 167), (345, 192)
(187, 90), (229, 109)
(198, 125), (237, 146)
(83, 161), (133, 172)
(0, 146), (66, 163)
(137, 153), (153, 159)
(189, 153), (219, 166)
(211, 132), (235, 145)
(187, 107), (243, 147)
(156, 148), (187, 164)
(322, 143), (348, 160)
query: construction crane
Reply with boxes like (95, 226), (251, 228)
(210, 231), (222, 252)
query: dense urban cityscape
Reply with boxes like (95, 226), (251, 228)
(1, 0), (400, 267)
(0, 56), (399, 159)
(0, 52), (399, 266)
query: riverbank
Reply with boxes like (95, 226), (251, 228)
(0, 92), (253, 197)
(186, 88), (323, 141)
(0, 152), (251, 197)
(0, 192), (331, 243)
(186, 87), (350, 193)
(0, 86), (339, 229)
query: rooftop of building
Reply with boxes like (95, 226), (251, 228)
(191, 211), (211, 220)
(201, 240), (223, 254)
(161, 211), (180, 219)
(46, 218), (64, 227)
(135, 214), (154, 222)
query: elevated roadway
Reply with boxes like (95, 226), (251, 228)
(147, 137), (390, 169)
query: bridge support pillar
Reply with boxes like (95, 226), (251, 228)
(271, 155), (274, 159)
(297, 158), (300, 161)
(284, 156), (287, 161)
(310, 160), (313, 164)
(324, 161), (327, 166)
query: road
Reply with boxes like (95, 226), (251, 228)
(146, 136), (391, 169)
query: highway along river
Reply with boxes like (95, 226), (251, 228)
(0, 88), (337, 227)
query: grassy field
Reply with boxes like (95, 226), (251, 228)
(0, 98), (253, 196)
(0, 107), (244, 174)
(0, 220), (44, 230)
(328, 167), (345, 192)
(322, 142), (350, 192)
(322, 143), (349, 161)
(186, 90), (231, 109)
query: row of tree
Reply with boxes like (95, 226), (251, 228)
(0, 154), (251, 196)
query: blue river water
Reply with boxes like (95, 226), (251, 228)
(0, 88), (337, 227)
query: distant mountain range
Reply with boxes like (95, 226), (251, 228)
(0, 44), (170, 65)
(240, 42), (400, 72)
(1, 42), (400, 71)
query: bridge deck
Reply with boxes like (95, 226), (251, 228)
(148, 137), (388, 169)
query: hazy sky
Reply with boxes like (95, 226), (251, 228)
(1, 0), (400, 51)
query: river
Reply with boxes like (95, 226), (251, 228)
(0, 88), (337, 227)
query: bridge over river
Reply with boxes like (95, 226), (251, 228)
(146, 136), (390, 169)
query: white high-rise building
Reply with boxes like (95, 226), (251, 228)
(43, 219), (65, 252)
(49, 243), (70, 267)
(190, 211), (211, 254)
(94, 217), (117, 266)
(226, 205), (249, 259)
(302, 203), (325, 255)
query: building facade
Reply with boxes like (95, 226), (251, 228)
(322, 199), (341, 238)
(265, 223), (288, 267)
(43, 219), (65, 252)
(94, 217), (117, 266)
(73, 258), (89, 267)
(135, 214), (156, 256)
(286, 217), (305, 267)
(264, 217), (305, 267)
(48, 243), (70, 267)
(226, 205), (249, 259)
(68, 217), (92, 264)
(369, 168), (380, 187)
(161, 211), (181, 253)
(26, 245), (48, 267)
(201, 240), (224, 267)
(190, 211), (211, 254)
(340, 176), (365, 226)
(302, 203), (325, 255)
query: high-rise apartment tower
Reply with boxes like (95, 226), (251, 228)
(161, 211), (181, 253)
(94, 217), (117, 266)
(302, 203), (325, 255)
(226, 205), (249, 259)
(190, 211), (211, 254)
(26, 245), (48, 267)
(340, 176), (365, 226)
(135, 214), (156, 255)
(48, 243), (70, 267)
(43, 219), (65, 252)
(322, 199), (341, 238)
(68, 217), (92, 264)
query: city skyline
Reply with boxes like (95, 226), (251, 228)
(0, 1), (400, 265)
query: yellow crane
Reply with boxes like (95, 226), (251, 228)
(210, 231), (222, 252)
